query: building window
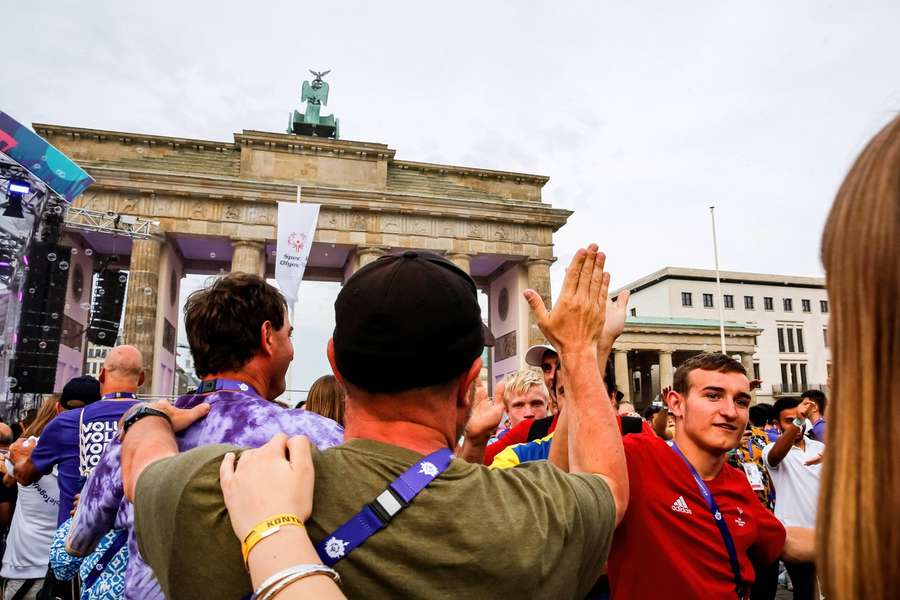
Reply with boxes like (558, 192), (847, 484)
(797, 328), (805, 353)
(744, 296), (754, 310)
(790, 364), (798, 390)
(723, 294), (734, 309)
(787, 328), (796, 353)
(783, 298), (793, 312)
(681, 292), (693, 307)
(801, 299), (811, 313)
(703, 293), (714, 308)
(820, 300), (829, 313)
(780, 363), (789, 387)
(764, 297), (774, 311)
(799, 363), (808, 389)
(753, 362), (760, 381)
(823, 327), (828, 347)
(629, 308), (637, 317)
(777, 327), (786, 353)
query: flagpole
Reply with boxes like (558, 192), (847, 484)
(709, 206), (726, 354)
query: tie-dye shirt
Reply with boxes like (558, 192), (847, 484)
(66, 388), (344, 600)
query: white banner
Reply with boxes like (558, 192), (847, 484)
(275, 197), (320, 305)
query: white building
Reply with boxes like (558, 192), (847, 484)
(616, 267), (830, 404)
(84, 341), (118, 377)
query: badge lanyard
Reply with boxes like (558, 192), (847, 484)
(197, 378), (262, 398)
(670, 442), (745, 599)
(102, 392), (138, 400)
(314, 447), (454, 566)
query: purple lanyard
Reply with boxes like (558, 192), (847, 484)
(197, 378), (261, 398)
(315, 447), (454, 566)
(670, 442), (745, 599)
(102, 392), (138, 400)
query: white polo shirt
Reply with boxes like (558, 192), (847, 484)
(762, 437), (825, 528)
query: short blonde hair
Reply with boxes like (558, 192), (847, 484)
(501, 369), (549, 408)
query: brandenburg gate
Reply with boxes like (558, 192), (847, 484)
(37, 122), (571, 395)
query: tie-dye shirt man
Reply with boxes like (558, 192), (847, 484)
(66, 387), (344, 600)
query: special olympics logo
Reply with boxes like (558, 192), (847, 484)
(287, 232), (306, 254)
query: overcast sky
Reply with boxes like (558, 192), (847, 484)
(5, 1), (899, 395)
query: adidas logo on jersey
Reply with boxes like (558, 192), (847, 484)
(671, 496), (693, 514)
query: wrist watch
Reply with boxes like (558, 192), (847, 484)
(121, 405), (172, 437)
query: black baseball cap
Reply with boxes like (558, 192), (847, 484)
(60, 375), (101, 409)
(333, 251), (493, 393)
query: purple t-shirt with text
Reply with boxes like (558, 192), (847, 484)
(68, 389), (343, 600)
(30, 399), (139, 525)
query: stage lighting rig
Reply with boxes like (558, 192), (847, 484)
(2, 178), (30, 218)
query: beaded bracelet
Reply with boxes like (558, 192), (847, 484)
(252, 564), (341, 600)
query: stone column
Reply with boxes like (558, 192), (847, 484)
(526, 258), (553, 346)
(231, 239), (265, 277)
(740, 352), (757, 401)
(447, 253), (471, 275)
(614, 349), (631, 405)
(659, 349), (674, 390)
(357, 245), (389, 269)
(123, 237), (162, 394)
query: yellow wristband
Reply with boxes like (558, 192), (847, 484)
(241, 514), (304, 569)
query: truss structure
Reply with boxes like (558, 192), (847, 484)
(63, 206), (158, 239)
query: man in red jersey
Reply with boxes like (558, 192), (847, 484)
(552, 352), (814, 599)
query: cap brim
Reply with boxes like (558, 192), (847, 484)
(525, 344), (556, 367)
(482, 324), (495, 347)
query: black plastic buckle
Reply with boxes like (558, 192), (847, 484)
(198, 379), (217, 393)
(367, 487), (408, 525)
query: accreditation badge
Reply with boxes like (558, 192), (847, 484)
(742, 463), (765, 491)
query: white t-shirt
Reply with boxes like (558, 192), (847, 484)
(0, 470), (60, 580)
(762, 438), (825, 528)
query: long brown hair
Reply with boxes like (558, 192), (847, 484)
(305, 375), (346, 426)
(22, 395), (61, 438)
(818, 114), (900, 599)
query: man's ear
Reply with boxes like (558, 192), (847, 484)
(668, 390), (686, 419)
(456, 357), (483, 409)
(98, 367), (106, 384)
(326, 339), (347, 388)
(138, 371), (145, 387)
(259, 321), (274, 357)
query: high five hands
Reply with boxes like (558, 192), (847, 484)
(524, 244), (613, 356)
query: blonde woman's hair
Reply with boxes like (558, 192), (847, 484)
(500, 369), (549, 408)
(818, 114), (900, 600)
(305, 375), (346, 426)
(23, 395), (61, 438)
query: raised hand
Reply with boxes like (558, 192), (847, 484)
(220, 433), (315, 542)
(525, 244), (610, 356)
(600, 291), (630, 350)
(797, 399), (815, 420)
(464, 380), (505, 443)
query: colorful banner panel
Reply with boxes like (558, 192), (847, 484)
(0, 112), (94, 203)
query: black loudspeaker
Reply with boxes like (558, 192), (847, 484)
(8, 242), (72, 394)
(86, 270), (127, 347)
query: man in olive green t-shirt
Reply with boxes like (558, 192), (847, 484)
(124, 247), (630, 600)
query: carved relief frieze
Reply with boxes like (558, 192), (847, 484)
(190, 201), (208, 220)
(349, 213), (370, 231)
(319, 210), (340, 229)
(381, 214), (402, 233)
(403, 216), (431, 236)
(224, 204), (240, 221)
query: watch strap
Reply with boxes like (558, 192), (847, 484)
(122, 405), (172, 436)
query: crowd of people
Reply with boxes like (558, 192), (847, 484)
(0, 114), (896, 599)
